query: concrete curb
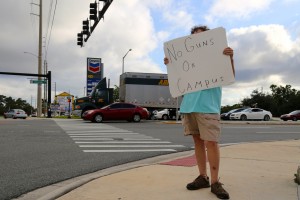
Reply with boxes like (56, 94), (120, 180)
(19, 143), (259, 200)
(18, 151), (195, 200)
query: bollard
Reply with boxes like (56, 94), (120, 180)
(295, 166), (300, 185)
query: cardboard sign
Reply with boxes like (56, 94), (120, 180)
(163, 27), (235, 98)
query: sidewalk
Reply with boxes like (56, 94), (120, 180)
(50, 140), (300, 200)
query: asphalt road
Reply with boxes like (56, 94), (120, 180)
(0, 118), (299, 200)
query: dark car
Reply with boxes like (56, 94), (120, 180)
(221, 108), (246, 120)
(82, 102), (149, 123)
(280, 110), (300, 121)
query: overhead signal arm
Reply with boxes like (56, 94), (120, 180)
(77, 0), (113, 47)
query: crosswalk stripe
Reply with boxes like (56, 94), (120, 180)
(79, 145), (185, 148)
(67, 130), (132, 133)
(75, 141), (171, 144)
(83, 149), (177, 153)
(54, 119), (186, 153)
(70, 135), (138, 138)
(72, 138), (114, 141)
(68, 133), (138, 136)
(123, 138), (161, 141)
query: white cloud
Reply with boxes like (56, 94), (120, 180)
(0, 0), (163, 101)
(221, 24), (300, 105)
(205, 0), (274, 23)
(1, 0), (300, 108)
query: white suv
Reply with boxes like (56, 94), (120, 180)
(154, 108), (181, 120)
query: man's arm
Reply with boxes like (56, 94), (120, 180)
(223, 47), (235, 77)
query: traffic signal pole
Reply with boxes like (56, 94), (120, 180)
(0, 71), (52, 118)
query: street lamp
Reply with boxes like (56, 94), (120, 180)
(24, 51), (38, 58)
(122, 49), (132, 74)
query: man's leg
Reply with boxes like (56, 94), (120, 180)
(205, 141), (220, 183)
(193, 135), (207, 176)
(186, 135), (210, 190)
(184, 114), (210, 190)
(206, 141), (229, 199)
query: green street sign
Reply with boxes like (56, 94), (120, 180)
(30, 79), (47, 84)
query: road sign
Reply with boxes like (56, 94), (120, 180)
(30, 79), (47, 84)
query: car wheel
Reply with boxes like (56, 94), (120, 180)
(240, 115), (247, 121)
(292, 117), (297, 121)
(263, 115), (270, 121)
(93, 114), (103, 123)
(162, 114), (169, 120)
(133, 114), (141, 122)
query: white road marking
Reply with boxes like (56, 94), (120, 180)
(75, 141), (171, 144)
(83, 149), (177, 153)
(70, 135), (139, 138)
(68, 132), (138, 136)
(79, 145), (185, 148)
(67, 130), (133, 133)
(256, 132), (300, 134)
(54, 120), (186, 153)
(222, 126), (271, 129)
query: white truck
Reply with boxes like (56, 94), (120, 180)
(119, 72), (182, 119)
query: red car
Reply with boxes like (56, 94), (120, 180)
(280, 110), (300, 121)
(82, 102), (149, 123)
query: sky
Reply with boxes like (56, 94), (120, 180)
(0, 0), (300, 107)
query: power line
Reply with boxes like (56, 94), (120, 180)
(45, 0), (54, 41)
(44, 0), (58, 61)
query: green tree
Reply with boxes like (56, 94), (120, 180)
(0, 95), (34, 116)
(241, 89), (274, 112)
(221, 103), (243, 114)
(113, 85), (119, 102)
(238, 84), (300, 117)
(270, 84), (300, 116)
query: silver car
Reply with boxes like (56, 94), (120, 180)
(4, 109), (28, 119)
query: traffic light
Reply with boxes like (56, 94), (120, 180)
(82, 20), (89, 35)
(90, 2), (98, 21)
(77, 0), (113, 47)
(77, 32), (83, 47)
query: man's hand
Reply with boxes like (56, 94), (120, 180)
(223, 47), (235, 76)
(223, 47), (234, 57)
(164, 57), (169, 65)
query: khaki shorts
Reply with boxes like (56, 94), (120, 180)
(182, 113), (221, 142)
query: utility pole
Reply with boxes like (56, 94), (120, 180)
(37, 0), (43, 117)
(43, 60), (48, 116)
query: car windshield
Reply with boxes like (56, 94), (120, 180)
(289, 110), (300, 115)
(101, 105), (110, 109)
(243, 108), (251, 112)
(228, 109), (237, 113)
(158, 109), (168, 112)
(232, 108), (246, 113)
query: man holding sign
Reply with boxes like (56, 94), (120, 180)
(164, 25), (235, 199)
